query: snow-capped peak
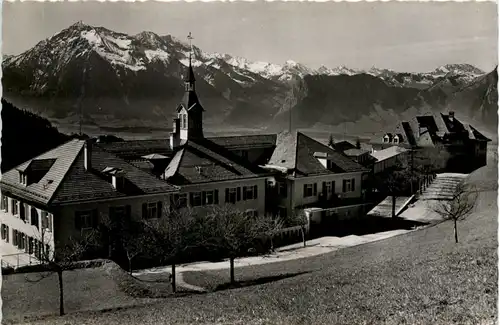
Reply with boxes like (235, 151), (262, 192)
(433, 64), (485, 77)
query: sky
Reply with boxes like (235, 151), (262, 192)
(2, 1), (498, 73)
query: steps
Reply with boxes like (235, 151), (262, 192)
(367, 196), (412, 218)
(419, 173), (468, 200)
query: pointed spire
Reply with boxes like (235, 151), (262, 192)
(185, 32), (196, 87)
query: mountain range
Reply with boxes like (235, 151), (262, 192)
(2, 21), (497, 136)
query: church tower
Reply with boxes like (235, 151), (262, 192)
(173, 32), (205, 144)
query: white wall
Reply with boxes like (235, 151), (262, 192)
(0, 195), (55, 259)
(179, 178), (267, 216)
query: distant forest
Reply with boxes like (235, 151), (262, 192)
(1, 99), (69, 173)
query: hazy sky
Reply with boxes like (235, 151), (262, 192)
(3, 1), (498, 72)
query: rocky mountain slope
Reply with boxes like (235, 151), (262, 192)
(3, 21), (496, 134)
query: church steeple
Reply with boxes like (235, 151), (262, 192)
(170, 32), (205, 146)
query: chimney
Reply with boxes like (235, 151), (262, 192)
(84, 139), (92, 170)
(449, 111), (455, 121)
(170, 117), (181, 149)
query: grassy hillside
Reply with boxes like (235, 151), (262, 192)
(1, 99), (69, 173)
(9, 147), (496, 325)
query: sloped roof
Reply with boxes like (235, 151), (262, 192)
(142, 153), (169, 160)
(334, 141), (356, 152)
(268, 131), (367, 177)
(99, 135), (277, 161)
(98, 139), (172, 160)
(50, 145), (177, 204)
(267, 131), (299, 170)
(370, 146), (408, 162)
(177, 91), (205, 113)
(1, 139), (84, 205)
(466, 125), (491, 141)
(209, 134), (277, 149)
(1, 139), (178, 206)
(344, 148), (369, 157)
(164, 138), (270, 185)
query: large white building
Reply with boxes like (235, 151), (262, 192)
(0, 54), (369, 265)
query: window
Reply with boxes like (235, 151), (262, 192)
(342, 178), (356, 192)
(393, 136), (399, 143)
(172, 193), (188, 208)
(326, 160), (334, 170)
(225, 187), (241, 204)
(202, 190), (218, 205)
(19, 172), (27, 185)
(190, 192), (202, 207)
(323, 181), (335, 195)
(245, 209), (259, 218)
(303, 183), (317, 198)
(19, 233), (25, 250)
(42, 211), (53, 232)
(142, 202), (162, 219)
(1, 224), (9, 242)
(278, 182), (287, 198)
(1, 195), (8, 212)
(20, 203), (27, 222)
(75, 210), (97, 230)
(181, 114), (187, 129)
(243, 185), (258, 201)
(239, 150), (249, 160)
(383, 136), (389, 143)
(11, 199), (19, 216)
(28, 237), (34, 255)
(31, 208), (39, 229)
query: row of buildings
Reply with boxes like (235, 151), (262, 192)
(0, 56), (490, 262)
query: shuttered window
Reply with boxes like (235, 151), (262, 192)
(75, 209), (98, 230)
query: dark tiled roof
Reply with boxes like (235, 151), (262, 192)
(208, 134), (277, 149)
(97, 139), (172, 160)
(51, 145), (177, 204)
(1, 139), (84, 205)
(334, 141), (356, 152)
(344, 148), (369, 157)
(164, 138), (270, 185)
(268, 131), (367, 177)
(98, 135), (277, 161)
(1, 139), (178, 206)
(178, 91), (204, 113)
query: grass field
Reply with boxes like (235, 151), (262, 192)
(5, 149), (498, 325)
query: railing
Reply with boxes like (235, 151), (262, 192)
(1, 252), (40, 269)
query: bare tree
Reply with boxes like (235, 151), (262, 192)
(28, 228), (98, 316)
(433, 182), (478, 243)
(376, 165), (410, 218)
(99, 214), (150, 274)
(203, 205), (283, 285)
(144, 207), (205, 293)
(289, 210), (309, 248)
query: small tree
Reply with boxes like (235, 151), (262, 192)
(145, 207), (205, 293)
(99, 214), (150, 274)
(376, 165), (410, 218)
(290, 210), (309, 248)
(328, 134), (335, 148)
(203, 206), (283, 285)
(28, 228), (98, 316)
(433, 182), (478, 243)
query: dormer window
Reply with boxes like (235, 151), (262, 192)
(383, 135), (390, 143)
(393, 136), (399, 144)
(181, 114), (187, 129)
(19, 172), (27, 186)
(102, 167), (126, 191)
